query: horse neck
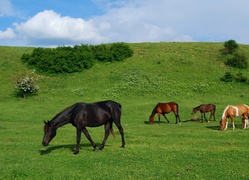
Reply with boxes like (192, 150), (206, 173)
(150, 108), (157, 118)
(50, 112), (71, 129)
(221, 105), (230, 121)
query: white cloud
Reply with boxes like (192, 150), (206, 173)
(14, 10), (107, 45)
(0, 28), (15, 39)
(2, 0), (249, 46)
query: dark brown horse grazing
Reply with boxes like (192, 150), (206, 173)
(191, 104), (216, 122)
(149, 102), (181, 124)
(220, 104), (249, 130)
(42, 100), (125, 154)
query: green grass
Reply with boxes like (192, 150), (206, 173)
(1, 42), (249, 179)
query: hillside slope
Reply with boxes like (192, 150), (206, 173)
(0, 42), (249, 121)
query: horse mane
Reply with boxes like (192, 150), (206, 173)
(195, 105), (202, 109)
(150, 106), (157, 117)
(49, 103), (81, 127)
(222, 105), (231, 119)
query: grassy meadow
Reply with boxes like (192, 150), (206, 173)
(1, 42), (249, 179)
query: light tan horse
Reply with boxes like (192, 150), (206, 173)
(220, 104), (249, 130)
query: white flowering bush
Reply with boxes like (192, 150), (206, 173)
(14, 74), (39, 98)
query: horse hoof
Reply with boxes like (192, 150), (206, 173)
(73, 151), (79, 155)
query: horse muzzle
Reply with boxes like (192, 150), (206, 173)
(42, 141), (49, 146)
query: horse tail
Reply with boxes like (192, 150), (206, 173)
(213, 104), (216, 113)
(175, 103), (179, 114)
(110, 122), (116, 138)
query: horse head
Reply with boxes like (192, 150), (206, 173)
(149, 115), (154, 124)
(219, 119), (227, 130)
(191, 108), (197, 115)
(42, 120), (57, 146)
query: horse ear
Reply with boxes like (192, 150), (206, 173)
(43, 120), (49, 124)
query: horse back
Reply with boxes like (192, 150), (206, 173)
(236, 104), (249, 116)
(199, 104), (216, 113)
(156, 102), (178, 113)
(72, 100), (121, 127)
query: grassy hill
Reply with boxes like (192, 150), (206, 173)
(1, 42), (249, 179)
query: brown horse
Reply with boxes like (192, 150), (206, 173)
(191, 104), (216, 122)
(149, 102), (181, 124)
(220, 104), (249, 130)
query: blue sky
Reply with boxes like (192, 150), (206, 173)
(1, 0), (249, 47)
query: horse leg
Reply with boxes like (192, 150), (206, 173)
(99, 122), (111, 150)
(231, 117), (235, 130)
(82, 127), (97, 151)
(212, 111), (216, 121)
(203, 113), (209, 122)
(177, 114), (181, 124)
(114, 121), (125, 148)
(200, 113), (204, 122)
(209, 112), (214, 121)
(74, 128), (81, 154)
(173, 112), (181, 124)
(242, 118), (247, 129)
(162, 113), (169, 123)
(158, 113), (161, 124)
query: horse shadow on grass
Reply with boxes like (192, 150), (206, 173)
(205, 125), (220, 130)
(144, 119), (193, 124)
(39, 143), (101, 155)
(144, 120), (167, 124)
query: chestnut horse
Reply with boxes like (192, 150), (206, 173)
(220, 104), (249, 130)
(191, 104), (216, 122)
(149, 102), (181, 124)
(42, 100), (125, 154)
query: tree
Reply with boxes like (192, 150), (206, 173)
(223, 39), (238, 54)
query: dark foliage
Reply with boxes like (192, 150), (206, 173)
(220, 71), (248, 83)
(220, 40), (248, 69)
(220, 72), (234, 82)
(21, 43), (133, 74)
(110, 42), (134, 61)
(224, 51), (248, 69)
(235, 72), (248, 82)
(222, 39), (238, 55)
(91, 44), (114, 62)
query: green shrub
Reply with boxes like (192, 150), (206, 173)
(224, 51), (248, 69)
(21, 43), (133, 74)
(14, 73), (39, 98)
(91, 44), (114, 62)
(220, 40), (248, 70)
(235, 72), (247, 82)
(223, 39), (238, 55)
(220, 72), (248, 83)
(110, 42), (133, 61)
(220, 72), (234, 82)
(21, 45), (95, 74)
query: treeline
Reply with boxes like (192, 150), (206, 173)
(21, 42), (133, 74)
